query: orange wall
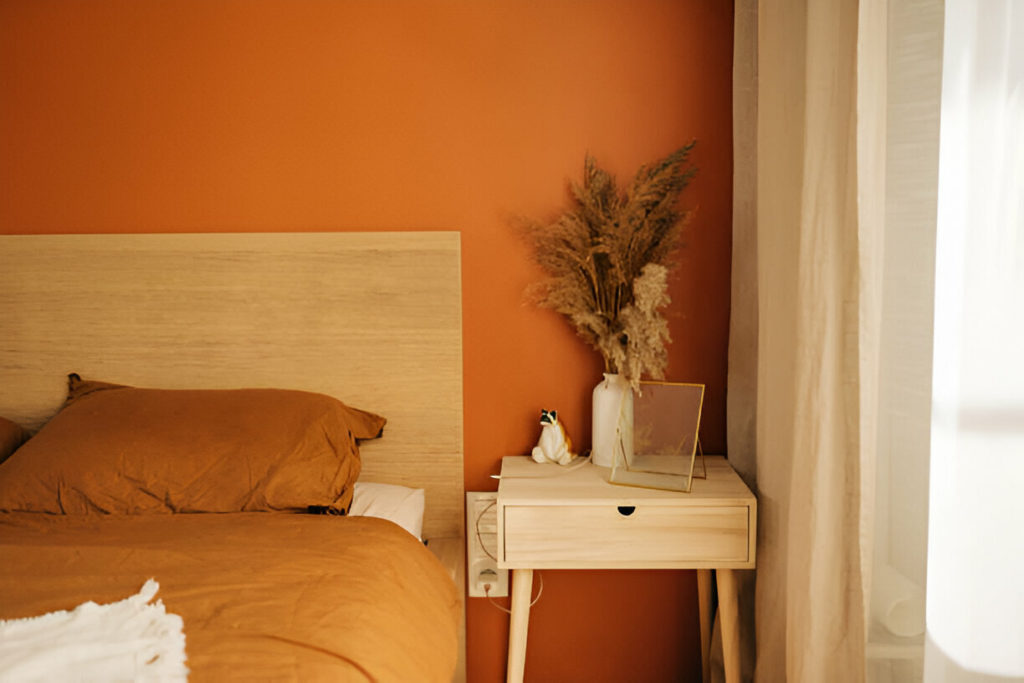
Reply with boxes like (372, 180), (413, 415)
(0, 2), (733, 680)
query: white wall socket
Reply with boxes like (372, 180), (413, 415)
(465, 491), (508, 598)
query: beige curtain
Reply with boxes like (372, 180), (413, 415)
(728, 1), (888, 681)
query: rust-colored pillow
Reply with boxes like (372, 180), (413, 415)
(0, 375), (386, 514)
(0, 416), (30, 465)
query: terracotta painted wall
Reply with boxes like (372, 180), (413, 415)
(0, 2), (733, 680)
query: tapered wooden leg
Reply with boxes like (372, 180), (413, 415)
(507, 569), (534, 683)
(697, 569), (714, 682)
(717, 569), (741, 683)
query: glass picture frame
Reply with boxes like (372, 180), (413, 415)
(609, 380), (706, 493)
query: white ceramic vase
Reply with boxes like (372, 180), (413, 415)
(590, 373), (633, 468)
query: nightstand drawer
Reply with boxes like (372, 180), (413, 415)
(502, 504), (749, 566)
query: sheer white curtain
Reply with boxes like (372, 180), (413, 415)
(866, 1), (942, 681)
(925, 1), (1024, 680)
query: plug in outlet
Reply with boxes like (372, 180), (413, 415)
(466, 491), (508, 597)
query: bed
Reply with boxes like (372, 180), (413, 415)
(0, 232), (466, 682)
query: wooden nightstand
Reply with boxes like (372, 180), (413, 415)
(496, 455), (756, 683)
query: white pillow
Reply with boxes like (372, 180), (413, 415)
(349, 482), (425, 541)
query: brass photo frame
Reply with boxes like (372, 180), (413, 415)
(609, 380), (706, 493)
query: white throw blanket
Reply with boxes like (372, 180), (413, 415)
(0, 579), (188, 682)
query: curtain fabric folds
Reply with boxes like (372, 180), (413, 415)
(729, 1), (887, 680)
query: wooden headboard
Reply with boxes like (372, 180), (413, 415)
(0, 232), (464, 541)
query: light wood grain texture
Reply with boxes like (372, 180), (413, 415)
(503, 505), (748, 567)
(718, 568), (741, 683)
(697, 568), (714, 683)
(507, 569), (533, 683)
(496, 456), (755, 570)
(498, 454), (755, 506)
(0, 232), (467, 680)
(428, 536), (467, 683)
(496, 455), (756, 682)
(0, 232), (463, 539)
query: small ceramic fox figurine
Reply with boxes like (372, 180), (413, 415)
(531, 409), (577, 465)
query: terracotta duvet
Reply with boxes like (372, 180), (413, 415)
(0, 512), (459, 682)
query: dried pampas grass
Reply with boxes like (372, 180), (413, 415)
(525, 144), (696, 389)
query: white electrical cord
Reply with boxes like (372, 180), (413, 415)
(478, 453), (583, 612)
(488, 454), (592, 480)
(474, 498), (498, 562)
(484, 573), (543, 615)
(474, 497), (544, 612)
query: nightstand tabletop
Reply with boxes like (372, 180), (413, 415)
(497, 454), (754, 507)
